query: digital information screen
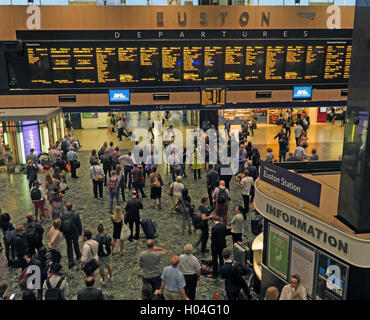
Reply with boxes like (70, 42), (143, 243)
(50, 47), (73, 85)
(25, 41), (352, 88)
(285, 45), (305, 80)
(162, 46), (182, 82)
(27, 47), (52, 85)
(245, 45), (265, 81)
(183, 46), (202, 82)
(118, 47), (140, 83)
(304, 45), (326, 80)
(73, 47), (96, 84)
(96, 47), (117, 84)
(224, 46), (243, 81)
(324, 44), (346, 80)
(201, 88), (226, 106)
(140, 47), (161, 82)
(204, 46), (224, 82)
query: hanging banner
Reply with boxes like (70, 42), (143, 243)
(259, 161), (322, 207)
(22, 120), (41, 157)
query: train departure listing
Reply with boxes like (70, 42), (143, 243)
(24, 41), (352, 88)
(183, 46), (202, 82)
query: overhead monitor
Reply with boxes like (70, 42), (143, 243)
(109, 89), (130, 103)
(293, 86), (312, 99)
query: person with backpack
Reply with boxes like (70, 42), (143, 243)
(220, 248), (252, 300)
(90, 159), (105, 199)
(28, 247), (50, 299)
(26, 160), (39, 189)
(95, 224), (113, 285)
(77, 276), (104, 300)
(50, 185), (64, 220)
(111, 146), (121, 169)
(60, 202), (82, 269)
(131, 164), (146, 198)
(148, 166), (163, 210)
(207, 164), (219, 207)
(30, 181), (46, 223)
(12, 225), (31, 270)
(213, 180), (231, 225)
(43, 262), (69, 300)
(1, 212), (16, 265)
(108, 170), (120, 214)
(60, 136), (70, 158)
(125, 191), (144, 242)
(100, 149), (112, 187)
(195, 197), (214, 254)
(175, 188), (193, 235)
(24, 212), (44, 257)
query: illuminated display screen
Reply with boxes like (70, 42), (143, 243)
(201, 88), (226, 106)
(25, 41), (352, 88)
(22, 121), (41, 157)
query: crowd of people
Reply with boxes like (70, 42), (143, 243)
(0, 110), (318, 301)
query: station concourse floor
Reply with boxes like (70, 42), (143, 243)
(0, 112), (344, 300)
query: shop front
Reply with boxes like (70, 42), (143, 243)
(0, 108), (63, 166)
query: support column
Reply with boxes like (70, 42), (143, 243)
(337, 2), (370, 232)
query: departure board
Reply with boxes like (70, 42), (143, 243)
(343, 45), (352, 80)
(50, 47), (73, 85)
(285, 45), (306, 80)
(183, 46), (202, 82)
(204, 46), (224, 82)
(140, 47), (161, 82)
(73, 47), (96, 84)
(23, 40), (352, 89)
(304, 45), (326, 80)
(96, 47), (117, 84)
(324, 45), (346, 80)
(201, 88), (226, 106)
(224, 46), (243, 81)
(245, 45), (265, 81)
(27, 47), (52, 85)
(118, 47), (140, 83)
(162, 46), (182, 82)
(265, 45), (285, 80)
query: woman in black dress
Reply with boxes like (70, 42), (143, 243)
(149, 166), (163, 210)
(111, 206), (125, 256)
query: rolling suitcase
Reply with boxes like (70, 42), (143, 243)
(233, 242), (253, 268)
(141, 218), (157, 239)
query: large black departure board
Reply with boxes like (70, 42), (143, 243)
(24, 40), (352, 88)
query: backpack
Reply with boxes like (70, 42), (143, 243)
(217, 188), (227, 204)
(44, 278), (65, 300)
(61, 140), (68, 152)
(25, 222), (39, 243)
(31, 188), (42, 201)
(4, 229), (17, 246)
(96, 234), (111, 257)
(192, 208), (202, 230)
(61, 213), (76, 234)
(109, 178), (119, 194)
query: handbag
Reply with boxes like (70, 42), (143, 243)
(120, 222), (130, 240)
(66, 164), (71, 172)
(82, 243), (100, 274)
(75, 161), (81, 169)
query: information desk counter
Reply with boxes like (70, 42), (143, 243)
(254, 173), (370, 300)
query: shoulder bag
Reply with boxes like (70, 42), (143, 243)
(82, 243), (100, 275)
(93, 166), (105, 182)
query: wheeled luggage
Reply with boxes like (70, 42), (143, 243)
(141, 218), (157, 239)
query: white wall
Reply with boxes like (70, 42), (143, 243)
(81, 112), (108, 129)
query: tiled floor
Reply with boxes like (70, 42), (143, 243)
(0, 111), (344, 300)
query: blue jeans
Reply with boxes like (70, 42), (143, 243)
(109, 192), (120, 213)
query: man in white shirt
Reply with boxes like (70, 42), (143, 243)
(168, 150), (181, 183)
(294, 143), (310, 161)
(80, 230), (99, 277)
(179, 244), (201, 300)
(238, 169), (254, 213)
(294, 124), (304, 147)
(279, 274), (307, 300)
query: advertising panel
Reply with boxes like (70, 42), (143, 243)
(268, 224), (290, 279)
(22, 121), (41, 157)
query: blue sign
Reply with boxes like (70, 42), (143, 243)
(259, 162), (322, 207)
(293, 86), (312, 99)
(109, 90), (130, 103)
(22, 121), (41, 157)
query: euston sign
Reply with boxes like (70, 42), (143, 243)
(260, 162), (322, 207)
